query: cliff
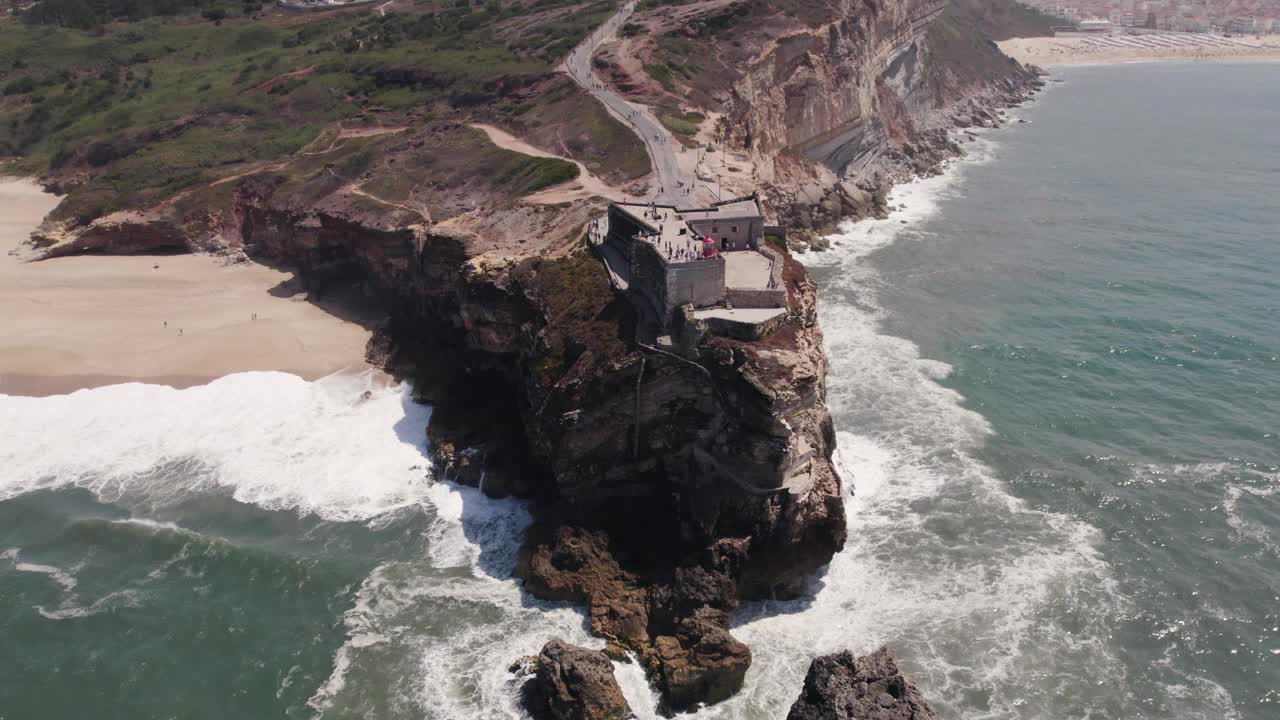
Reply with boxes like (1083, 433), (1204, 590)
(8, 0), (1048, 713)
(115, 119), (838, 712)
(603, 0), (1044, 240)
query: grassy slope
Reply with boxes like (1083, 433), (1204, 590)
(501, 75), (651, 183)
(922, 2), (1034, 103)
(0, 0), (642, 225)
(948, 0), (1058, 41)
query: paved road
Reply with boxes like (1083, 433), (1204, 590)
(564, 1), (686, 204)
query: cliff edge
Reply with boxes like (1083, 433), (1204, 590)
(5, 0), (1048, 713)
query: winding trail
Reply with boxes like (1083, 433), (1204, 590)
(563, 1), (686, 203)
(469, 123), (631, 203)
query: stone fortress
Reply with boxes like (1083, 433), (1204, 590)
(589, 194), (790, 344)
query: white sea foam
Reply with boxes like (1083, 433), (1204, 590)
(1, 118), (1249, 719)
(1139, 462), (1280, 556)
(802, 136), (999, 270)
(0, 370), (433, 521)
(1129, 462), (1280, 557)
(316, 130), (1154, 720)
(36, 588), (143, 621)
(13, 559), (79, 593)
(307, 539), (600, 719)
(614, 655), (661, 719)
(1224, 483), (1280, 554)
(111, 517), (189, 534)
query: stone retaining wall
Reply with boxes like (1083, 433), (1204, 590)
(725, 287), (786, 309)
(702, 311), (787, 341)
(665, 256), (725, 316)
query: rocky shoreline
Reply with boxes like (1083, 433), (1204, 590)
(8, 0), (1049, 714)
(770, 68), (1046, 253)
(513, 639), (941, 720)
(493, 69), (1046, 715)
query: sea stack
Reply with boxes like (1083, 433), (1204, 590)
(519, 640), (632, 720)
(788, 647), (940, 720)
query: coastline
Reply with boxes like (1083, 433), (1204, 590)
(798, 61), (1280, 718)
(0, 178), (374, 397)
(999, 35), (1280, 67)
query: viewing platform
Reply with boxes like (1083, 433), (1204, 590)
(588, 194), (788, 343)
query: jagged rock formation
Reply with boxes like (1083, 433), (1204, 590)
(11, 1), (1053, 713)
(518, 527), (756, 712)
(788, 647), (940, 720)
(518, 640), (632, 720)
(205, 142), (844, 712)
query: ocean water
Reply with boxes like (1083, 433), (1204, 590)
(2, 61), (1277, 719)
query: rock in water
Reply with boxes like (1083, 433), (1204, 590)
(650, 606), (751, 712)
(521, 639), (632, 720)
(787, 647), (939, 720)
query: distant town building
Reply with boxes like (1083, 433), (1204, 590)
(1225, 17), (1257, 33)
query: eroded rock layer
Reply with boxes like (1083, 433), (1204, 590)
(14, 1), (1051, 712)
(213, 155), (845, 711)
(618, 0), (1044, 240)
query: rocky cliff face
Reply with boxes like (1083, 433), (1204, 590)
(711, 0), (952, 169)
(200, 160), (846, 712)
(13, 2), (1045, 713)
(624, 0), (1043, 239)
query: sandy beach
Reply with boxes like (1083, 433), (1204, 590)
(0, 178), (373, 396)
(1000, 34), (1280, 66)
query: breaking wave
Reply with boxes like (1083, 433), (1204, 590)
(712, 145), (1240, 720)
(0, 370), (433, 521)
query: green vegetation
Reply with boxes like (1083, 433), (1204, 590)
(637, 0), (696, 9)
(506, 76), (648, 183)
(643, 63), (676, 92)
(497, 154), (580, 195)
(949, 0), (1057, 40)
(0, 0), (625, 223)
(764, 229), (787, 252)
(619, 22), (645, 38)
(656, 110), (702, 137)
(515, 251), (632, 386)
(278, 125), (578, 213)
(24, 0), (256, 30)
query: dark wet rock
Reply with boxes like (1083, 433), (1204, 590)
(650, 606), (751, 713)
(520, 639), (632, 720)
(518, 526), (652, 648)
(787, 647), (939, 720)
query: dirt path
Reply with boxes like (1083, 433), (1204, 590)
(346, 183), (432, 222)
(469, 123), (634, 203)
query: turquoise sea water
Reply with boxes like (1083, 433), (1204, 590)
(1, 62), (1277, 719)
(804, 61), (1279, 719)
